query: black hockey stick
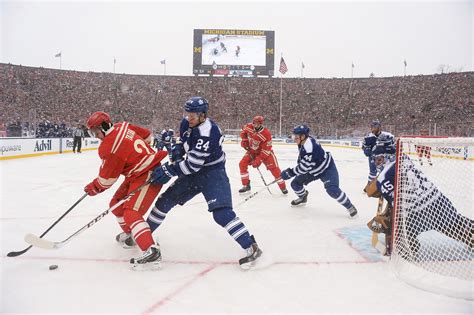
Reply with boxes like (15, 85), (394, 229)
(236, 178), (279, 207)
(24, 179), (152, 250)
(256, 166), (273, 195)
(249, 152), (272, 195)
(7, 193), (88, 257)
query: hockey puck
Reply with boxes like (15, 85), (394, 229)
(49, 265), (58, 270)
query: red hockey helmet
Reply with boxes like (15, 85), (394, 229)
(87, 111), (111, 130)
(253, 115), (264, 125)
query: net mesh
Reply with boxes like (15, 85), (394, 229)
(390, 137), (474, 300)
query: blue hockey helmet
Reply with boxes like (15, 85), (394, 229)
(184, 97), (209, 113)
(293, 124), (310, 137)
(370, 119), (381, 128)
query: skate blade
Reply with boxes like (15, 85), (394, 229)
(349, 213), (359, 219)
(240, 252), (274, 271)
(290, 202), (307, 207)
(131, 261), (162, 271)
(121, 244), (138, 249)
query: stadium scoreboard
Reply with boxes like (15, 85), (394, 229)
(193, 29), (275, 76)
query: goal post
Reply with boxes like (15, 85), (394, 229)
(391, 136), (474, 300)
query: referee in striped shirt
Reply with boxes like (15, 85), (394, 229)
(73, 124), (85, 153)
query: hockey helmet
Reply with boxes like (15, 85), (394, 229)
(253, 115), (264, 125)
(370, 119), (381, 128)
(293, 124), (310, 137)
(87, 111), (111, 130)
(372, 145), (395, 170)
(184, 97), (209, 113)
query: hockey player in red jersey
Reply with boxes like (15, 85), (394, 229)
(84, 111), (168, 270)
(238, 115), (287, 194)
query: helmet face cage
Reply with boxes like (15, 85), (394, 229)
(184, 97), (209, 113)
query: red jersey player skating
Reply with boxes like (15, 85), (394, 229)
(238, 115), (287, 194)
(84, 112), (168, 270)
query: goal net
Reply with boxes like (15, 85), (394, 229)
(390, 136), (474, 300)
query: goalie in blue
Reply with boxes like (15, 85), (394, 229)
(373, 147), (473, 258)
(147, 97), (263, 270)
(280, 124), (358, 218)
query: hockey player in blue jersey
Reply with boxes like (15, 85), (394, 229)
(157, 128), (175, 158)
(280, 124), (358, 218)
(362, 120), (395, 191)
(372, 147), (473, 257)
(147, 97), (263, 270)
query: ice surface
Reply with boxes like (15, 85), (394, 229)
(1, 143), (472, 314)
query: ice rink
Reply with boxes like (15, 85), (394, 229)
(1, 143), (473, 314)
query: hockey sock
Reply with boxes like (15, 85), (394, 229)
(213, 208), (253, 249)
(124, 211), (154, 251)
(146, 206), (168, 232)
(327, 186), (353, 209)
(115, 216), (131, 233)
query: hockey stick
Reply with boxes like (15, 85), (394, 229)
(7, 193), (88, 257)
(370, 196), (387, 255)
(236, 178), (279, 207)
(249, 153), (272, 195)
(256, 166), (273, 195)
(24, 179), (152, 250)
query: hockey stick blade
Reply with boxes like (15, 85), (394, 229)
(7, 192), (88, 257)
(7, 246), (33, 257)
(24, 233), (57, 250)
(23, 179), (152, 251)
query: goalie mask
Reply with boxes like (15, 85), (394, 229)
(373, 145), (395, 171)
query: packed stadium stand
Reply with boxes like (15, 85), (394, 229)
(1, 63), (473, 138)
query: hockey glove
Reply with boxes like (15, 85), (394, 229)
(280, 168), (296, 180)
(362, 145), (373, 157)
(84, 178), (106, 196)
(240, 139), (249, 151)
(170, 142), (185, 163)
(251, 156), (262, 168)
(151, 162), (177, 185)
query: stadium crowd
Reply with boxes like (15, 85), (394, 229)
(1, 63), (473, 138)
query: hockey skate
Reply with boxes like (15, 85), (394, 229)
(239, 235), (263, 270)
(280, 188), (288, 195)
(347, 205), (358, 218)
(130, 244), (162, 271)
(291, 190), (309, 206)
(238, 184), (251, 193)
(116, 232), (136, 249)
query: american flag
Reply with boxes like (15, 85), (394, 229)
(279, 57), (288, 75)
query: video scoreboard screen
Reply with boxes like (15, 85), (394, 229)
(193, 29), (275, 76)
